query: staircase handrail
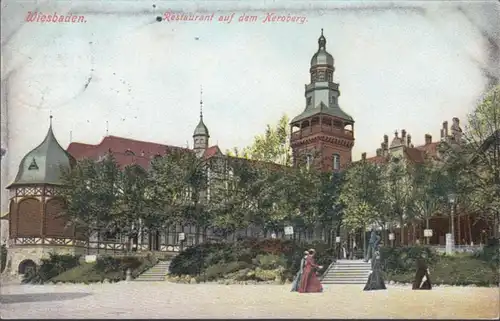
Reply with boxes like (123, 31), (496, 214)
(320, 259), (337, 281)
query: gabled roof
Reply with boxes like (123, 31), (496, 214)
(67, 135), (222, 169)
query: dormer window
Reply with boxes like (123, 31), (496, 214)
(28, 158), (39, 170)
(125, 149), (135, 156)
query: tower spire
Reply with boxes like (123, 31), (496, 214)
(49, 111), (53, 127)
(200, 85), (203, 119)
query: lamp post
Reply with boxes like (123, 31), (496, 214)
(447, 193), (456, 254)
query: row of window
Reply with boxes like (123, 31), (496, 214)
(305, 153), (340, 170)
(306, 95), (337, 106)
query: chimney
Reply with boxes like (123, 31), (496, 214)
(383, 135), (389, 146)
(425, 134), (432, 145)
(401, 129), (407, 146)
(361, 152), (367, 160)
(407, 134), (412, 146)
(443, 121), (449, 137)
(376, 148), (382, 157)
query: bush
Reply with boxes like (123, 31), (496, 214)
(386, 255), (499, 286)
(473, 243), (500, 270)
(51, 254), (158, 283)
(1, 244), (7, 273)
(168, 238), (335, 282)
(204, 261), (251, 281)
(253, 254), (286, 270)
(380, 245), (437, 273)
(22, 253), (81, 284)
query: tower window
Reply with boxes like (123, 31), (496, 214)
(331, 96), (337, 105)
(333, 153), (340, 170)
(307, 97), (312, 106)
(306, 153), (313, 169)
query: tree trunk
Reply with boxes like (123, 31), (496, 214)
(400, 218), (405, 245)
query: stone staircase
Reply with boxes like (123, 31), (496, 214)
(321, 259), (371, 284)
(134, 260), (171, 282)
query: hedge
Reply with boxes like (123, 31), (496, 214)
(381, 245), (499, 286)
(169, 238), (335, 281)
(51, 254), (158, 283)
(22, 253), (81, 284)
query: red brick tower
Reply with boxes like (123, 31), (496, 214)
(290, 29), (355, 172)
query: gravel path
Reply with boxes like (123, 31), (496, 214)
(1, 282), (498, 319)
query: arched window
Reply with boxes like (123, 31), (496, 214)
(306, 154), (313, 169)
(333, 153), (340, 170)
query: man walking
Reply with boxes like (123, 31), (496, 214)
(364, 228), (381, 262)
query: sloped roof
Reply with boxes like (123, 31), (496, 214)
(67, 136), (222, 169)
(291, 102), (354, 124)
(8, 124), (75, 188)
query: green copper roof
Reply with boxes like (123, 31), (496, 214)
(291, 102), (354, 124)
(193, 117), (209, 137)
(7, 121), (74, 188)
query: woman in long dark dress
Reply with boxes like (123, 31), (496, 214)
(363, 250), (386, 291)
(412, 257), (432, 290)
(298, 249), (324, 293)
(291, 251), (308, 292)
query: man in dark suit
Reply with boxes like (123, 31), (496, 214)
(364, 228), (381, 262)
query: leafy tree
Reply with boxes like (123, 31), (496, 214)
(112, 164), (149, 245)
(226, 114), (292, 166)
(410, 162), (447, 244)
(340, 160), (385, 251)
(60, 154), (121, 242)
(383, 157), (415, 244)
(146, 148), (207, 233)
(445, 85), (500, 238)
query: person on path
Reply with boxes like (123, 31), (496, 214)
(291, 251), (308, 292)
(363, 249), (387, 291)
(298, 249), (324, 293)
(412, 256), (432, 290)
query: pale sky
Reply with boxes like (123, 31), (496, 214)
(1, 0), (499, 217)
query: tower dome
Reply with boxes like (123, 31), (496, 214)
(193, 117), (209, 138)
(310, 29), (334, 67)
(8, 116), (74, 188)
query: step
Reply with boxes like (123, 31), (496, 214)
(322, 280), (367, 284)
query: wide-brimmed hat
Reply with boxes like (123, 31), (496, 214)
(308, 248), (316, 254)
(304, 250), (309, 255)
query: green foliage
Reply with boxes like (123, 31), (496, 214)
(204, 261), (252, 280)
(60, 155), (122, 236)
(226, 114), (292, 166)
(473, 242), (500, 270)
(1, 244), (7, 273)
(253, 254), (286, 269)
(169, 238), (332, 282)
(386, 254), (499, 286)
(380, 246), (438, 273)
(51, 254), (158, 283)
(340, 160), (386, 230)
(22, 253), (80, 284)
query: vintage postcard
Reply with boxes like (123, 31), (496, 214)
(1, 0), (499, 319)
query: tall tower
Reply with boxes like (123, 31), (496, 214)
(290, 29), (355, 172)
(193, 86), (210, 157)
(5, 116), (84, 275)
